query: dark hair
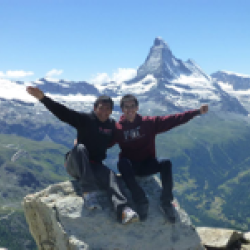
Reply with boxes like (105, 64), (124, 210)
(120, 94), (139, 108)
(94, 95), (114, 110)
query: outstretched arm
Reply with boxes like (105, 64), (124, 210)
(154, 104), (209, 134)
(26, 86), (85, 128)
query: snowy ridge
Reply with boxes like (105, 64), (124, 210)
(0, 38), (249, 117)
(212, 71), (250, 112)
(0, 78), (97, 104)
(218, 70), (250, 79)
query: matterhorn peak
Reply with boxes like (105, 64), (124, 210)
(136, 37), (192, 80)
(153, 37), (170, 49)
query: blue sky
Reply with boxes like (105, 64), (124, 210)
(0, 0), (250, 83)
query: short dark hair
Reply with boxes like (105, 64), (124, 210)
(94, 95), (114, 110)
(120, 94), (139, 108)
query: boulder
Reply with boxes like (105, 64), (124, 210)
(23, 176), (205, 250)
(196, 227), (243, 249)
(241, 244), (250, 250)
(243, 232), (250, 243)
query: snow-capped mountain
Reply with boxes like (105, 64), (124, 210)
(0, 37), (249, 145)
(212, 71), (250, 112)
(96, 37), (248, 115)
(32, 78), (99, 96)
(136, 37), (210, 81)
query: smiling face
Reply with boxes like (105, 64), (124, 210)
(94, 102), (112, 122)
(122, 100), (138, 122)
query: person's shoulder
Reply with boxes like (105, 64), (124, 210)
(114, 121), (122, 130)
(142, 115), (156, 122)
(75, 111), (93, 123)
(79, 111), (92, 117)
(109, 117), (116, 126)
(109, 116), (116, 123)
(104, 117), (116, 128)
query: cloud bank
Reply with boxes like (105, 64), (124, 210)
(0, 70), (34, 78)
(90, 68), (137, 85)
(45, 69), (63, 78)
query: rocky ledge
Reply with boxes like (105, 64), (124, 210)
(23, 176), (250, 250)
(23, 176), (205, 250)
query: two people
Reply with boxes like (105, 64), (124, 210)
(27, 87), (208, 224)
(26, 86), (139, 225)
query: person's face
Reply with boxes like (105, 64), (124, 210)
(94, 102), (112, 122)
(122, 100), (138, 122)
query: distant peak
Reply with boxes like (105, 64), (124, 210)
(187, 59), (195, 65)
(153, 37), (169, 49)
(217, 70), (250, 78)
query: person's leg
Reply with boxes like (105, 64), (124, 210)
(93, 163), (138, 224)
(159, 159), (174, 204)
(158, 159), (175, 223)
(65, 144), (99, 191)
(134, 157), (174, 204)
(65, 144), (101, 209)
(118, 158), (150, 221)
(134, 158), (175, 223)
(118, 158), (148, 204)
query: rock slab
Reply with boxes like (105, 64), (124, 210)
(197, 227), (243, 249)
(23, 176), (205, 250)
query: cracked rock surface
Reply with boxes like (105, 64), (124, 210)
(23, 176), (204, 250)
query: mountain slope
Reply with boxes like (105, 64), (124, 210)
(0, 134), (70, 250)
(212, 70), (250, 113)
(154, 114), (250, 230)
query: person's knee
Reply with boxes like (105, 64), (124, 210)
(76, 143), (86, 151)
(159, 159), (172, 169)
(73, 144), (89, 156)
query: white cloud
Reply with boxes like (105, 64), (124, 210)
(0, 78), (36, 103)
(45, 69), (63, 78)
(112, 68), (137, 82)
(90, 73), (110, 85)
(90, 68), (137, 85)
(0, 70), (34, 78)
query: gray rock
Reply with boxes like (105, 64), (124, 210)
(196, 227), (243, 248)
(243, 232), (250, 243)
(23, 176), (205, 250)
(241, 244), (250, 250)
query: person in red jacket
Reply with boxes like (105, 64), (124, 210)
(114, 94), (208, 223)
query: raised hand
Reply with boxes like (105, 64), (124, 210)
(26, 86), (44, 100)
(200, 104), (208, 114)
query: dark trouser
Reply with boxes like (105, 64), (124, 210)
(65, 144), (129, 219)
(117, 157), (173, 206)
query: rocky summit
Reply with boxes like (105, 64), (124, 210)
(23, 176), (205, 250)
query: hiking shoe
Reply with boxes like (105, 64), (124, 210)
(83, 192), (102, 210)
(160, 203), (176, 223)
(121, 207), (139, 225)
(136, 202), (149, 221)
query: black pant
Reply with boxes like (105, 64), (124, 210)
(65, 144), (129, 219)
(117, 157), (173, 205)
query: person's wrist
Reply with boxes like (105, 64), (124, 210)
(39, 94), (44, 100)
(39, 94), (45, 102)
